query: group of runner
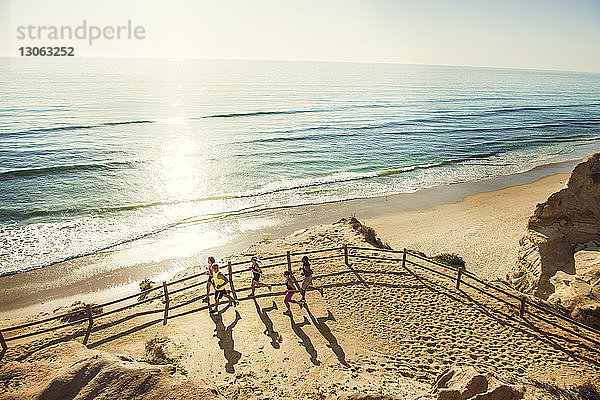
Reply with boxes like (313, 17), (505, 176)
(201, 255), (314, 314)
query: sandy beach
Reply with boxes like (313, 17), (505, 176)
(3, 3), (600, 398)
(368, 173), (569, 279)
(2, 156), (599, 399)
(0, 158), (592, 400)
(2, 215), (598, 399)
(0, 160), (575, 319)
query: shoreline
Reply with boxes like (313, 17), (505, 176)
(0, 157), (579, 320)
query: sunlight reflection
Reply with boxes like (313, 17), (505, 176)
(154, 125), (207, 205)
(159, 116), (187, 125)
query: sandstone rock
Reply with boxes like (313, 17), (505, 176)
(0, 341), (221, 400)
(434, 365), (524, 400)
(572, 302), (600, 329)
(509, 153), (600, 299)
(544, 242), (600, 328)
(549, 271), (594, 307)
(573, 241), (600, 284)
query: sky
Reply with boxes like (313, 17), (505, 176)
(1, 0), (599, 72)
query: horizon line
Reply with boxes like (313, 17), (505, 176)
(1, 55), (599, 75)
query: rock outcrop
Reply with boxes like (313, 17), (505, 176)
(548, 241), (600, 328)
(572, 240), (600, 284)
(508, 153), (600, 299)
(434, 365), (524, 400)
(0, 341), (221, 400)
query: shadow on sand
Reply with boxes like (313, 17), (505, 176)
(253, 299), (282, 349)
(286, 311), (320, 366)
(9, 266), (594, 371)
(210, 310), (242, 373)
(405, 265), (600, 368)
(305, 307), (348, 366)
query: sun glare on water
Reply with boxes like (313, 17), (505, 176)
(159, 116), (187, 125)
(148, 118), (208, 207)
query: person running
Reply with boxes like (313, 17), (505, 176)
(211, 263), (239, 313)
(202, 256), (216, 306)
(283, 270), (302, 314)
(299, 255), (314, 303)
(249, 256), (271, 297)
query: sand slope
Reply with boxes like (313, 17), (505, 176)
(2, 217), (599, 399)
(0, 341), (220, 400)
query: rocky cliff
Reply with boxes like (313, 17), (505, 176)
(548, 241), (600, 328)
(508, 153), (600, 327)
(508, 153), (600, 298)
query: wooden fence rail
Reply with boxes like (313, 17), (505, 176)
(399, 248), (600, 338)
(1, 245), (599, 352)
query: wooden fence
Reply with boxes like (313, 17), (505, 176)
(1, 245), (599, 355)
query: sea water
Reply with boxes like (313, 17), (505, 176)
(1, 58), (599, 276)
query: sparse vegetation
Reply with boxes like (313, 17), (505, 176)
(359, 225), (392, 249)
(143, 337), (185, 374)
(58, 301), (103, 323)
(533, 380), (600, 400)
(344, 216), (392, 249)
(433, 253), (466, 269)
(139, 278), (154, 291)
(408, 249), (428, 258)
(138, 278), (155, 301)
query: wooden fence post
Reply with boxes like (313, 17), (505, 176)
(162, 282), (169, 325)
(228, 261), (238, 300)
(0, 329), (7, 352)
(402, 248), (407, 269)
(344, 245), (349, 265)
(456, 267), (463, 290)
(83, 304), (94, 346)
(519, 296), (527, 318)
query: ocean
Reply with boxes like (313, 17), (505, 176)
(1, 58), (599, 277)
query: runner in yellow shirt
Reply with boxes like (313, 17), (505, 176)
(210, 263), (239, 313)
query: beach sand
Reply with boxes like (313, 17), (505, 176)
(0, 160), (577, 318)
(4, 159), (597, 400)
(2, 217), (599, 399)
(367, 173), (569, 279)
